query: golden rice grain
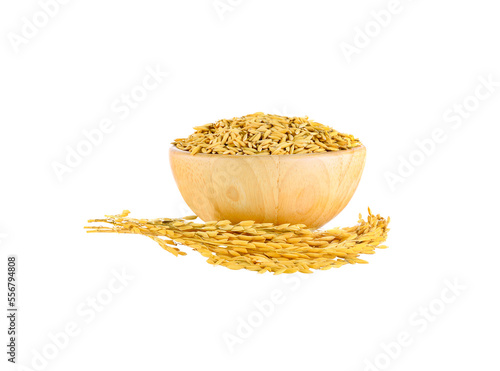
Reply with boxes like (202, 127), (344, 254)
(172, 112), (361, 156)
(85, 209), (389, 274)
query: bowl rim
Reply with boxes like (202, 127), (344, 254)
(169, 144), (365, 158)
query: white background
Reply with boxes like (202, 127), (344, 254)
(1, 0), (499, 370)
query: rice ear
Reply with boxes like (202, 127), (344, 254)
(85, 210), (390, 274)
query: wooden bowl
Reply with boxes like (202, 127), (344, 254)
(169, 145), (366, 229)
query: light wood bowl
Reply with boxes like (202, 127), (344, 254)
(169, 145), (366, 229)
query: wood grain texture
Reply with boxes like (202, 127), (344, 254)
(169, 145), (366, 229)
